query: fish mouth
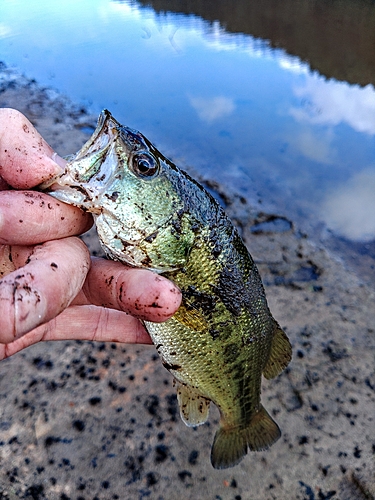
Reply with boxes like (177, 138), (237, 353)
(40, 110), (119, 188)
(39, 110), (124, 211)
(75, 109), (121, 161)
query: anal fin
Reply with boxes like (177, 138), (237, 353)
(176, 383), (210, 427)
(263, 321), (292, 380)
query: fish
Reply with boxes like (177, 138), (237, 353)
(40, 110), (292, 469)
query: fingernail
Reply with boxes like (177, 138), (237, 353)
(52, 152), (67, 169)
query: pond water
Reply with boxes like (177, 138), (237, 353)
(1, 0), (375, 282)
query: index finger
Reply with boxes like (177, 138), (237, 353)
(0, 108), (63, 188)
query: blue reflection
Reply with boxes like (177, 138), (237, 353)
(0, 0), (374, 244)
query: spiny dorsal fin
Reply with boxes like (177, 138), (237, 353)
(176, 382), (210, 427)
(211, 405), (281, 469)
(263, 322), (292, 380)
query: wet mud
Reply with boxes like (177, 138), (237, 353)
(0, 64), (374, 499)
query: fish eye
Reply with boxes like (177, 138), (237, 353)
(131, 152), (159, 179)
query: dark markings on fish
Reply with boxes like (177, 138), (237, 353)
(213, 234), (264, 318)
(105, 191), (119, 202)
(171, 218), (182, 235)
(71, 184), (89, 199)
(209, 328), (220, 340)
(118, 238), (132, 249)
(223, 343), (239, 362)
(191, 222), (200, 233)
(198, 401), (206, 413)
(144, 231), (159, 243)
(182, 285), (216, 314)
(141, 255), (152, 267)
(162, 360), (182, 371)
(209, 226), (224, 258)
(50, 262), (58, 269)
(95, 173), (107, 182)
(242, 335), (256, 346)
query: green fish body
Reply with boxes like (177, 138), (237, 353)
(41, 110), (292, 469)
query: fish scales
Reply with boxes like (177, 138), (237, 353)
(40, 110), (292, 469)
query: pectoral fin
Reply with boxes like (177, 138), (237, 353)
(176, 383), (210, 427)
(263, 322), (292, 380)
(173, 301), (207, 331)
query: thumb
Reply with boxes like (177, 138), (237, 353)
(0, 108), (65, 188)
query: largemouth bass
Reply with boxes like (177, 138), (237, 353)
(41, 110), (292, 469)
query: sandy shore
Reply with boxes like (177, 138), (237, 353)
(0, 64), (374, 499)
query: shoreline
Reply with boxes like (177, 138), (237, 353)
(0, 64), (374, 499)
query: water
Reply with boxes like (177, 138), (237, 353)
(1, 0), (375, 280)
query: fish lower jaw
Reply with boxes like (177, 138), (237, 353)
(43, 184), (103, 214)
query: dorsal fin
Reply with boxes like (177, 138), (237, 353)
(263, 322), (292, 380)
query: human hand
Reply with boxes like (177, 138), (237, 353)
(0, 108), (181, 359)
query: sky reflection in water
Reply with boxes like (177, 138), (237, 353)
(0, 0), (374, 244)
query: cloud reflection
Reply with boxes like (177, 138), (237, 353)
(291, 77), (375, 135)
(189, 95), (235, 123)
(321, 169), (375, 242)
(0, 23), (11, 39)
(291, 128), (335, 164)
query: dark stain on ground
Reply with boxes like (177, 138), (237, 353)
(188, 450), (199, 465)
(32, 357), (54, 370)
(322, 340), (348, 362)
(24, 484), (45, 499)
(144, 394), (159, 416)
(154, 444), (169, 463)
(251, 214), (293, 234)
(178, 470), (192, 482)
(165, 394), (178, 421)
(72, 420), (85, 432)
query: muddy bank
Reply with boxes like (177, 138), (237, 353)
(0, 64), (374, 499)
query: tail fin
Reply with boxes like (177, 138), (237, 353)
(210, 406), (281, 469)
